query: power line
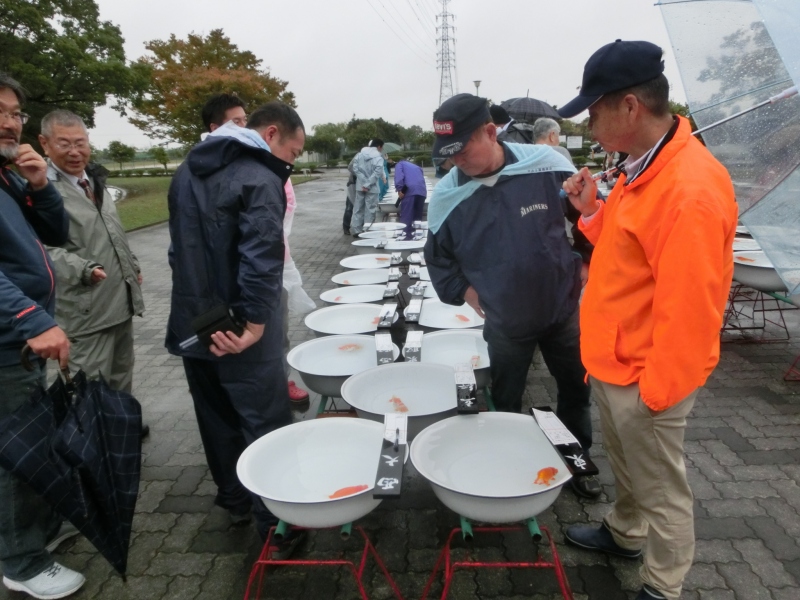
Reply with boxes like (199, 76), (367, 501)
(377, 0), (437, 53)
(405, 0), (437, 42)
(370, 0), (436, 59)
(365, 0), (435, 66)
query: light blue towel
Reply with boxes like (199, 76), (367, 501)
(207, 121), (271, 152)
(428, 143), (576, 234)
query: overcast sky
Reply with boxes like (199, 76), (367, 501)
(91, 0), (687, 149)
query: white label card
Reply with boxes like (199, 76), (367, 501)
(405, 330), (423, 348)
(454, 363), (477, 385)
(375, 332), (394, 352)
(532, 408), (581, 446)
(384, 414), (408, 446)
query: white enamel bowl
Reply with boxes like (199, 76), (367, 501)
(413, 329), (490, 388)
(320, 285), (387, 304)
(340, 363), (458, 440)
(332, 269), (390, 286)
(410, 413), (571, 523)
(287, 334), (400, 397)
(733, 251), (786, 292)
(237, 419), (390, 528)
(340, 254), (394, 269)
(732, 238), (760, 252)
(351, 239), (426, 258)
(418, 299), (485, 330)
(379, 202), (399, 214)
(363, 222), (404, 232)
(359, 230), (401, 239)
(304, 303), (399, 337)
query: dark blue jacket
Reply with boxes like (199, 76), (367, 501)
(165, 135), (292, 361)
(423, 144), (584, 342)
(0, 166), (68, 366)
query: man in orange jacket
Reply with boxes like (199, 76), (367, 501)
(559, 41), (737, 600)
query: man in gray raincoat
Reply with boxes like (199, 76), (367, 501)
(40, 110), (144, 394)
(349, 138), (385, 235)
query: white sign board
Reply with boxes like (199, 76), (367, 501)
(566, 136), (583, 150)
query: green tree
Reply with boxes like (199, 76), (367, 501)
(149, 146), (169, 171)
(107, 141), (136, 170)
(417, 131), (435, 149)
(0, 0), (146, 147)
(130, 29), (295, 146)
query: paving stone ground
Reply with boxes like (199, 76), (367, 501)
(2, 172), (800, 600)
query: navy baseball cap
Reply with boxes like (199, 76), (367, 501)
(432, 93), (490, 158)
(558, 40), (665, 118)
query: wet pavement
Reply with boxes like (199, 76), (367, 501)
(2, 172), (800, 599)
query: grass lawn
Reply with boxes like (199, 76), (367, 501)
(111, 175), (320, 232)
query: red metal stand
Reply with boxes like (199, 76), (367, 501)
(420, 525), (573, 600)
(244, 525), (404, 600)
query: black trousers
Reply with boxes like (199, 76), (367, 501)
(483, 310), (593, 451)
(182, 356), (292, 537)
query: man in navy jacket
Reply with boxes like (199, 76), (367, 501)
(0, 73), (86, 599)
(424, 94), (600, 499)
(166, 102), (305, 551)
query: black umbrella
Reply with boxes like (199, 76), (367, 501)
(0, 353), (142, 577)
(500, 97), (561, 123)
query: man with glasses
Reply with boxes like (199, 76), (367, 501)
(39, 110), (146, 414)
(0, 74), (85, 599)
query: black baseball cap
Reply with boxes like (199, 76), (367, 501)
(558, 40), (665, 118)
(432, 93), (490, 158)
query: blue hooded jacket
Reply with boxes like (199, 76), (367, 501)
(165, 130), (292, 361)
(423, 143), (587, 342)
(0, 166), (68, 366)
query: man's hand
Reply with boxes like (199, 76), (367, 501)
(27, 326), (70, 369)
(563, 167), (600, 218)
(209, 322), (265, 357)
(90, 268), (107, 285)
(361, 186), (369, 192)
(464, 286), (485, 319)
(580, 262), (589, 288)
(137, 272), (143, 285)
(397, 191), (405, 200)
(14, 144), (49, 191)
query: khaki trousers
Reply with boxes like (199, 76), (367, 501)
(69, 319), (135, 393)
(591, 377), (697, 600)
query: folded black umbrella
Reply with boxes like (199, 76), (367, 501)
(0, 360), (142, 577)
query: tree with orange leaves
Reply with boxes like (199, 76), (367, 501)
(129, 29), (295, 146)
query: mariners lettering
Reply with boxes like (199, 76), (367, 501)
(520, 204), (547, 217)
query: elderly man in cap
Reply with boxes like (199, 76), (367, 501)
(424, 93), (600, 499)
(559, 40), (737, 600)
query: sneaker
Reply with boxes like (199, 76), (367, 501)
(288, 380), (309, 403)
(269, 531), (306, 560)
(3, 562), (85, 599)
(564, 522), (642, 559)
(45, 522), (80, 553)
(571, 475), (602, 499)
(636, 584), (667, 599)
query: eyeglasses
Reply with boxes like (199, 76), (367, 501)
(0, 110), (29, 125)
(51, 140), (89, 152)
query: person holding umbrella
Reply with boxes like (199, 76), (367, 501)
(559, 40), (737, 600)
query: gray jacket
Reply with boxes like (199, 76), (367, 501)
(46, 162), (144, 336)
(353, 146), (385, 190)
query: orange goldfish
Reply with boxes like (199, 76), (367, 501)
(534, 467), (558, 486)
(343, 280), (350, 284)
(389, 395), (409, 413)
(736, 256), (755, 263)
(338, 343), (362, 352)
(372, 316), (381, 325)
(375, 256), (390, 262)
(334, 296), (343, 301)
(329, 484), (369, 499)
(455, 314), (471, 322)
(471, 355), (481, 368)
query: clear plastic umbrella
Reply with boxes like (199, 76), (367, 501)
(659, 0), (800, 293)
